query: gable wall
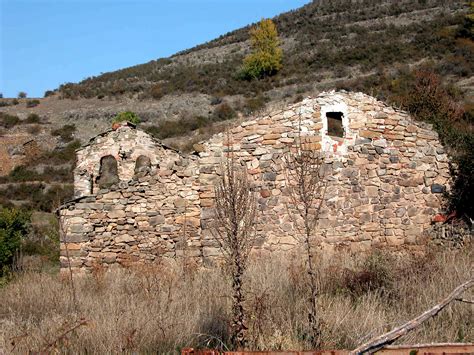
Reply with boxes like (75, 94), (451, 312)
(198, 92), (450, 256)
(74, 127), (179, 197)
(60, 139), (201, 271)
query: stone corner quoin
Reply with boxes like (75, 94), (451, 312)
(58, 90), (451, 272)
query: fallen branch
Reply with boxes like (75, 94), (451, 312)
(350, 277), (474, 355)
(41, 318), (88, 352)
(455, 297), (474, 304)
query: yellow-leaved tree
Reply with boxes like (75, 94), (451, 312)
(241, 18), (283, 79)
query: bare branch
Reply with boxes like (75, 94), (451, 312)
(350, 278), (474, 355)
(58, 215), (79, 314)
(455, 297), (474, 304)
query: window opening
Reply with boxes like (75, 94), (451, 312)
(326, 112), (344, 138)
(96, 155), (119, 188)
(134, 155), (151, 175)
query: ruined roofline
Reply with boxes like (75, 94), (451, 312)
(194, 90), (436, 149)
(76, 120), (183, 156)
(55, 195), (89, 214)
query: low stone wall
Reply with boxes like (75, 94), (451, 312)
(60, 163), (201, 271)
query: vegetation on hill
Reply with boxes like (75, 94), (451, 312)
(2, 0), (473, 219)
(55, 0), (468, 101)
(50, 1), (473, 220)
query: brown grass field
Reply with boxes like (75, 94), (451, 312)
(0, 246), (472, 353)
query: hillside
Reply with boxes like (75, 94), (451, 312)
(56, 0), (470, 101)
(0, 0), (472, 214)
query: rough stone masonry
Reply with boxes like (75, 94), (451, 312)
(58, 91), (451, 272)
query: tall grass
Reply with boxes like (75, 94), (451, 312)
(0, 247), (472, 353)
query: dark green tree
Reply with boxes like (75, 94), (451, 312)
(0, 208), (30, 275)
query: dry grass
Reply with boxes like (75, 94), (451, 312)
(0, 247), (472, 353)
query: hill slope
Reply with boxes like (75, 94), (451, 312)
(57, 0), (470, 100)
(0, 0), (472, 215)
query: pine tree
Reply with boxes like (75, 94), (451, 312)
(241, 19), (283, 79)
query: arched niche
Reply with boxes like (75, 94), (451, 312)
(134, 155), (151, 175)
(96, 155), (119, 188)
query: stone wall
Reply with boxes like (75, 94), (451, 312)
(59, 91), (451, 272)
(198, 92), (450, 255)
(73, 122), (190, 197)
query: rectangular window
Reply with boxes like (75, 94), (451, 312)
(326, 112), (344, 138)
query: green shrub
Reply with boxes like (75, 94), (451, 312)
(44, 90), (54, 98)
(26, 99), (40, 108)
(210, 96), (223, 105)
(212, 102), (236, 121)
(23, 215), (59, 264)
(0, 183), (73, 213)
(27, 125), (41, 135)
(149, 84), (166, 99)
(51, 124), (76, 142)
(112, 111), (141, 125)
(146, 115), (212, 140)
(242, 95), (267, 115)
(0, 113), (20, 128)
(17, 92), (27, 99)
(25, 113), (41, 124)
(6, 166), (40, 182)
(0, 208), (30, 275)
(47, 140), (81, 164)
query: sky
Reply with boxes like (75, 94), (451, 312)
(0, 0), (310, 98)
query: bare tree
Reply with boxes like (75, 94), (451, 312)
(212, 144), (257, 350)
(58, 215), (79, 314)
(283, 136), (328, 348)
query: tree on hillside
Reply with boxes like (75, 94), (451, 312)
(241, 18), (283, 80)
(212, 136), (257, 349)
(400, 69), (472, 220)
(0, 208), (30, 275)
(17, 92), (27, 99)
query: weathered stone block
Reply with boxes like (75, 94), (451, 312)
(116, 235), (135, 243)
(108, 210), (126, 219)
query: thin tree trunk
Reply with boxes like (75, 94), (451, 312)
(306, 234), (321, 348)
(232, 259), (246, 349)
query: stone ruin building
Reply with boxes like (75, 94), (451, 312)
(58, 91), (451, 272)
